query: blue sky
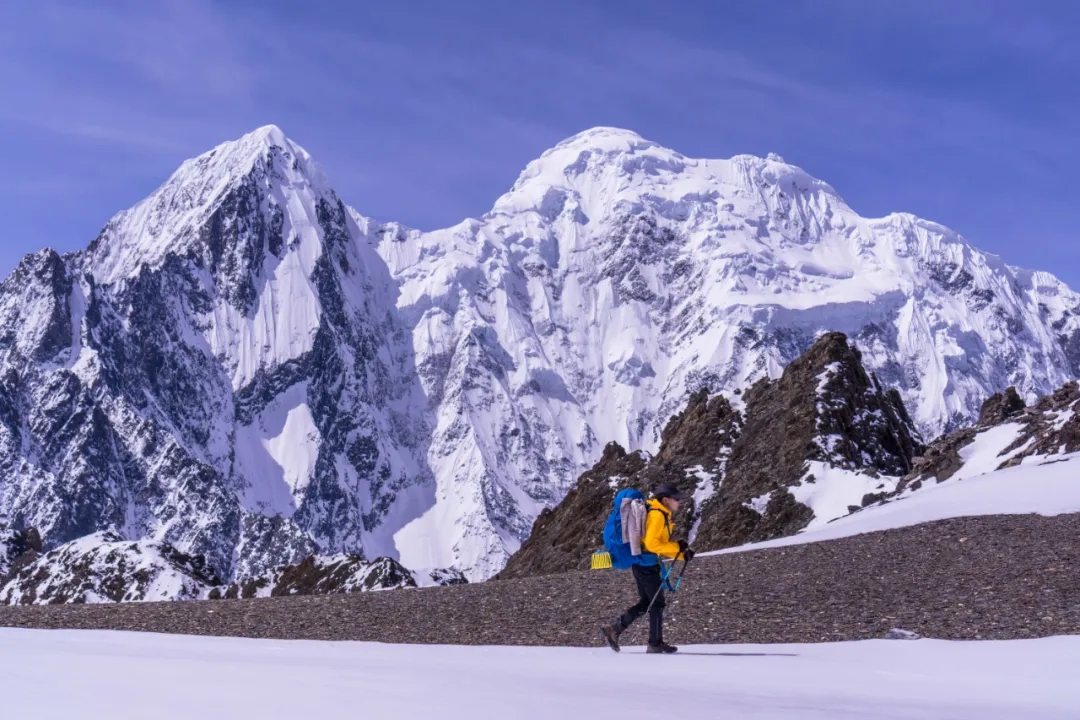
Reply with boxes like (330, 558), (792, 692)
(1, 1), (1077, 284)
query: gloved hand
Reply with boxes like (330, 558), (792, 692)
(678, 540), (695, 561)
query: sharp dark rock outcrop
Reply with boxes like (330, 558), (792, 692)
(0, 531), (423, 606)
(0, 526), (42, 581)
(977, 387), (1026, 427)
(694, 332), (923, 550)
(499, 391), (744, 579)
(899, 387), (1029, 488)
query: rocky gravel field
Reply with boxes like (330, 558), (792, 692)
(1, 513), (1076, 647)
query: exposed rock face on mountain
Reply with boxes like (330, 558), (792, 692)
(0, 526), (41, 580)
(499, 385), (747, 579)
(2, 124), (1079, 585)
(977, 386), (1027, 427)
(501, 333), (923, 577)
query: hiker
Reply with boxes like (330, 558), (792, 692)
(601, 484), (695, 654)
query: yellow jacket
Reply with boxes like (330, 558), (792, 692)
(644, 498), (682, 559)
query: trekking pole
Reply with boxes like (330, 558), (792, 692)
(668, 556), (692, 593)
(643, 554), (692, 618)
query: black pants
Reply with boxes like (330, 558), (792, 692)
(616, 563), (665, 645)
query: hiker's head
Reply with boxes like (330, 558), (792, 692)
(653, 484), (685, 512)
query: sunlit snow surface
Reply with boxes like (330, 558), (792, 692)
(1, 629), (1076, 719)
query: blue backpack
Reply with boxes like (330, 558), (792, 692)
(602, 489), (659, 569)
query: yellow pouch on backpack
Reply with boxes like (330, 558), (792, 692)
(591, 550), (613, 569)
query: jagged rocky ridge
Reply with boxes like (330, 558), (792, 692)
(210, 555), (418, 600)
(0, 529), (445, 605)
(886, 381), (1080, 499)
(693, 331), (922, 549)
(211, 554), (465, 601)
(2, 125), (1080, 586)
(0, 532), (220, 604)
(500, 332), (923, 578)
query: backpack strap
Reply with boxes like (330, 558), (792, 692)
(646, 505), (672, 535)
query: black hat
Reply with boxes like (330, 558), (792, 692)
(653, 484), (686, 501)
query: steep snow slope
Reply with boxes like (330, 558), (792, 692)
(3, 629), (1078, 719)
(214, 553), (421, 600)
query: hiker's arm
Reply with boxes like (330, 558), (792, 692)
(643, 513), (681, 558)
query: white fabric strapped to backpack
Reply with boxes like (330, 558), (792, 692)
(619, 497), (647, 556)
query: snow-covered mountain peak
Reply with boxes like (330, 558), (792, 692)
(491, 127), (843, 235)
(0, 124), (443, 586)
(85, 125), (332, 286)
(502, 127), (681, 202)
(547, 126), (654, 152)
(246, 123), (289, 145)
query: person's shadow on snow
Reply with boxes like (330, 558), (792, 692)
(647, 652), (799, 657)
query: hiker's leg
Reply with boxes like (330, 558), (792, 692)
(648, 587), (666, 646)
(631, 563), (665, 645)
(616, 564), (655, 629)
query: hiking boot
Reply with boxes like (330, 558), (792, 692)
(646, 642), (678, 654)
(600, 623), (623, 653)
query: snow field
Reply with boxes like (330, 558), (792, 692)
(708, 453), (1080, 557)
(1, 629), (1076, 719)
